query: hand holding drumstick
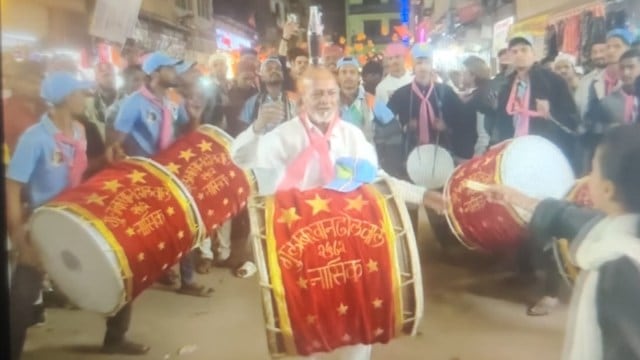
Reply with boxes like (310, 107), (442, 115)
(466, 181), (541, 215)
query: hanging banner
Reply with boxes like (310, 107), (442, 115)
(90, 0), (143, 44)
(510, 13), (549, 37)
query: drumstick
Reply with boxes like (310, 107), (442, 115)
(464, 180), (491, 192)
(430, 132), (440, 179)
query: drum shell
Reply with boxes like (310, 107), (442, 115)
(152, 124), (254, 232)
(444, 136), (575, 252)
(248, 178), (423, 358)
(30, 158), (200, 314)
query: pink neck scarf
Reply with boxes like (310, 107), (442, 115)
(55, 124), (87, 188)
(139, 85), (173, 151)
(506, 78), (542, 137)
(623, 91), (637, 124)
(411, 81), (437, 145)
(604, 68), (619, 96)
(278, 114), (338, 191)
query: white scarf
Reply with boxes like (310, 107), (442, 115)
(563, 214), (640, 360)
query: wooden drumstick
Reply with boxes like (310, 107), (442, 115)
(464, 180), (491, 192)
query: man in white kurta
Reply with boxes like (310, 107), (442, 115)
(231, 67), (443, 360)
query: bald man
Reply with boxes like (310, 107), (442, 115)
(231, 67), (443, 359)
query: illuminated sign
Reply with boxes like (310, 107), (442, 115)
(215, 28), (252, 51)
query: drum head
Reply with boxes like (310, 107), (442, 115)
(406, 145), (455, 189)
(30, 208), (124, 314)
(500, 136), (575, 201)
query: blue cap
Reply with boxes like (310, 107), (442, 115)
(607, 28), (634, 46)
(40, 72), (93, 105)
(410, 43), (433, 60)
(177, 61), (197, 75)
(142, 52), (182, 75)
(324, 157), (377, 193)
(336, 57), (360, 70)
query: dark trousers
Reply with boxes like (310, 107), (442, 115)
(375, 143), (406, 179)
(10, 264), (132, 360)
(516, 240), (562, 298)
(179, 252), (195, 286)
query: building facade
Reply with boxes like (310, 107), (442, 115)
(346, 0), (406, 45)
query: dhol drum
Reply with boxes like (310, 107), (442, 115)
(553, 177), (592, 286)
(406, 144), (455, 189)
(29, 158), (201, 314)
(249, 178), (423, 358)
(444, 135), (575, 252)
(152, 124), (255, 232)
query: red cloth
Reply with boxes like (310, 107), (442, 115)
(561, 15), (581, 56)
(266, 186), (400, 356)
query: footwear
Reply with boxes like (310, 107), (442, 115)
(157, 269), (178, 286)
(527, 296), (559, 316)
(195, 258), (213, 274)
(176, 282), (214, 297)
(102, 339), (150, 355)
(235, 261), (257, 278)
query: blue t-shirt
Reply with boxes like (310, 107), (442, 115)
(7, 114), (82, 209)
(114, 89), (188, 157)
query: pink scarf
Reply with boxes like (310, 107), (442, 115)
(139, 86), (173, 151)
(506, 79), (543, 137)
(604, 68), (619, 96)
(411, 81), (437, 145)
(278, 114), (338, 191)
(54, 124), (87, 188)
(623, 92), (637, 124)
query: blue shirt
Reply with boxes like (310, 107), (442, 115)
(114, 89), (188, 157)
(7, 114), (82, 209)
(340, 88), (394, 127)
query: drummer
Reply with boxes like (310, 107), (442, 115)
(484, 124), (640, 360)
(107, 51), (213, 297)
(7, 72), (149, 359)
(386, 43), (466, 164)
(230, 66), (444, 359)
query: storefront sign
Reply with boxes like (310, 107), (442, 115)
(493, 16), (514, 54)
(215, 29), (252, 51)
(133, 19), (187, 57)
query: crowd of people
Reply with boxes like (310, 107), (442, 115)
(3, 16), (640, 360)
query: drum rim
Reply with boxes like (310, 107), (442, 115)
(30, 206), (127, 315)
(406, 144), (455, 189)
(127, 157), (206, 243)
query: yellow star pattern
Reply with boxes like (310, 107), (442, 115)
(342, 334), (351, 342)
(196, 140), (213, 152)
(230, 170), (236, 178)
(238, 188), (244, 195)
(127, 170), (147, 184)
(223, 198), (229, 205)
(137, 252), (145, 262)
(126, 228), (136, 236)
(207, 209), (214, 217)
(277, 208), (301, 228)
(306, 315), (316, 324)
(374, 328), (384, 337)
(85, 193), (107, 206)
(372, 298), (383, 308)
(337, 303), (349, 316)
(198, 193), (204, 200)
(305, 194), (331, 215)
(167, 207), (175, 216)
(345, 195), (368, 212)
(367, 259), (379, 273)
(157, 242), (165, 250)
(166, 162), (181, 174)
(179, 149), (195, 162)
(297, 277), (308, 289)
(178, 231), (185, 239)
(102, 180), (123, 193)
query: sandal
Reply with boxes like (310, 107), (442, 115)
(235, 261), (257, 279)
(527, 296), (559, 316)
(176, 283), (214, 297)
